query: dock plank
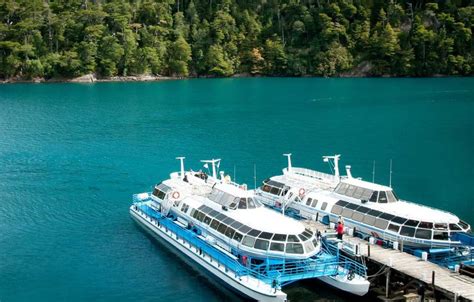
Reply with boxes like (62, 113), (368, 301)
(304, 221), (474, 300)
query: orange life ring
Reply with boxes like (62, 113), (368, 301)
(299, 188), (305, 196)
(172, 191), (180, 199)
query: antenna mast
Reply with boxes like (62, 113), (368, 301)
(372, 160), (376, 182)
(253, 164), (257, 189)
(200, 159), (221, 179)
(389, 159), (393, 187)
(283, 153), (292, 172)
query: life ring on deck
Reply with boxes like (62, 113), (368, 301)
(298, 188), (306, 196)
(172, 191), (180, 199)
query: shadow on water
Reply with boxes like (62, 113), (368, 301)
(131, 220), (247, 302)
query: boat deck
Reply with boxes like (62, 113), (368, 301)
(303, 221), (474, 301)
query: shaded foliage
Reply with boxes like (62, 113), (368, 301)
(0, 0), (472, 79)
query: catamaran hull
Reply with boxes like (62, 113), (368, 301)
(130, 207), (287, 302)
(317, 275), (370, 296)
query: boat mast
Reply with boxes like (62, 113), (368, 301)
(176, 156), (185, 179)
(389, 159), (393, 187)
(323, 154), (341, 178)
(283, 153), (292, 172)
(372, 160), (376, 182)
(200, 159), (221, 179)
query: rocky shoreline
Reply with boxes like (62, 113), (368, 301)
(0, 74), (180, 84)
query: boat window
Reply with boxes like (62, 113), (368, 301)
(249, 198), (259, 209)
(270, 187), (281, 196)
(208, 210), (220, 218)
(353, 187), (364, 199)
(242, 236), (256, 247)
(238, 225), (251, 233)
(230, 221), (243, 229)
(262, 184), (271, 193)
(386, 191), (397, 203)
(238, 198), (247, 209)
(341, 208), (353, 218)
(335, 183), (349, 195)
(306, 198), (312, 206)
(404, 220), (419, 227)
(336, 200), (349, 207)
(248, 229), (261, 237)
(369, 191), (379, 202)
(270, 242), (285, 252)
(388, 223), (400, 233)
(196, 211), (206, 222)
(391, 216), (407, 224)
(361, 189), (373, 200)
(418, 221), (433, 229)
(190, 209), (196, 218)
(368, 209), (383, 217)
(210, 219), (220, 230)
(374, 218), (389, 230)
(225, 227), (235, 238)
(286, 243), (304, 254)
(433, 231), (449, 240)
(254, 239), (269, 250)
(222, 216), (234, 225)
(357, 206), (371, 213)
(233, 232), (243, 242)
(449, 223), (462, 231)
(203, 216), (212, 225)
(272, 234), (287, 241)
(215, 213), (226, 220)
(217, 223), (228, 234)
(152, 187), (166, 200)
(303, 229), (313, 237)
(363, 215), (376, 225)
(320, 202), (328, 211)
(331, 205), (343, 215)
(433, 223), (448, 230)
(380, 213), (395, 221)
(415, 229), (432, 239)
(298, 233), (309, 241)
(400, 226), (415, 237)
(304, 241), (315, 253)
(259, 232), (273, 239)
(312, 238), (318, 247)
(346, 203), (359, 210)
(311, 199), (318, 207)
(346, 185), (356, 197)
(459, 220), (469, 230)
(352, 212), (364, 222)
(287, 235), (300, 242)
(378, 191), (387, 203)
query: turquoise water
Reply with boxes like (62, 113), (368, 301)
(0, 78), (472, 301)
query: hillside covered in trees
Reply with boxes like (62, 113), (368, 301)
(0, 0), (473, 80)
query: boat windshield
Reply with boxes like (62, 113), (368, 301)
(208, 188), (261, 209)
(335, 183), (398, 203)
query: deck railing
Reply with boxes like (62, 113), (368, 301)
(134, 201), (350, 286)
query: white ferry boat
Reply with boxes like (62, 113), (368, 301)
(130, 158), (369, 301)
(256, 154), (472, 249)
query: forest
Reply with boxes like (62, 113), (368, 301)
(0, 0), (472, 80)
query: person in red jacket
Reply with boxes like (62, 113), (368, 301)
(336, 221), (344, 240)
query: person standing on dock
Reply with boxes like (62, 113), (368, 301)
(337, 221), (344, 240)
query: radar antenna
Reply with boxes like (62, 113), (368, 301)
(200, 159), (221, 179)
(322, 154), (341, 179)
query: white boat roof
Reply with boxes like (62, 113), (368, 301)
(341, 177), (392, 191)
(368, 200), (459, 223)
(226, 207), (305, 234)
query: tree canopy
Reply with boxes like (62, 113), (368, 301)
(0, 0), (472, 80)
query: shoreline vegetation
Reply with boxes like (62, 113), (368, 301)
(0, 1), (472, 83)
(0, 72), (462, 85)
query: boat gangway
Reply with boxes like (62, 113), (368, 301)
(304, 220), (474, 301)
(134, 201), (361, 289)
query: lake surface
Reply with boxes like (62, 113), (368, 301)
(0, 78), (473, 301)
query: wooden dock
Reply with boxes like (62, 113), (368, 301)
(304, 221), (474, 301)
